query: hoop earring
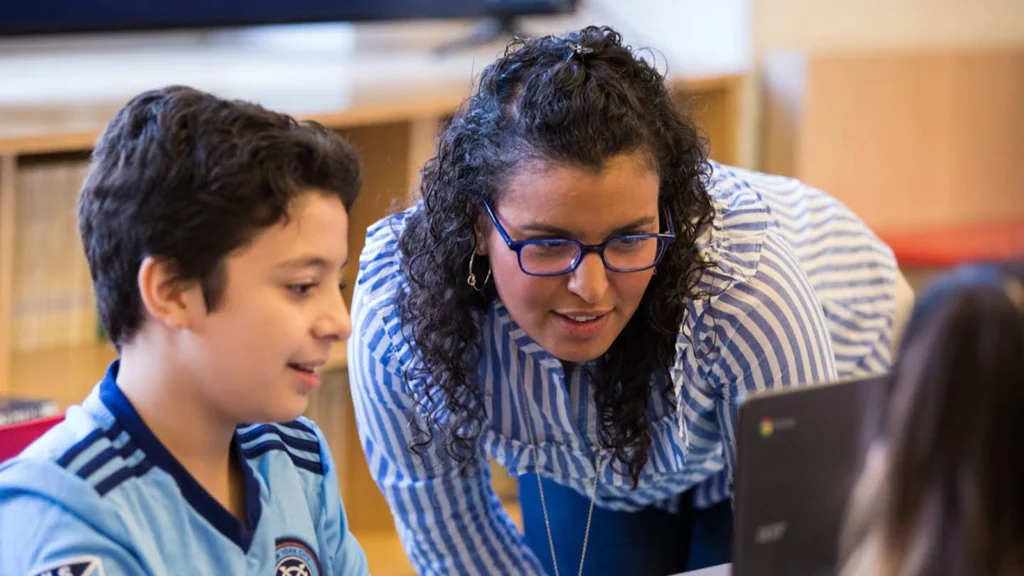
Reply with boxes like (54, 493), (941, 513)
(467, 252), (491, 292)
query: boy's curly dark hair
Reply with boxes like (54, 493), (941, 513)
(397, 26), (715, 485)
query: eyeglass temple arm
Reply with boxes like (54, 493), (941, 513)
(481, 200), (518, 246)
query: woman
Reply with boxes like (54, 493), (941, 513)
(839, 262), (1024, 576)
(349, 26), (909, 575)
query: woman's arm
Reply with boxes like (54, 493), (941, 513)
(706, 231), (839, 494)
(347, 298), (546, 575)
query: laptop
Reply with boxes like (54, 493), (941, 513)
(730, 375), (890, 576)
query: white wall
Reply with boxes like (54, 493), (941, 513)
(744, 0), (1024, 169)
(586, 0), (750, 77)
(754, 0), (1024, 52)
(561, 0), (1024, 169)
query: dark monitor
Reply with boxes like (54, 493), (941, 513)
(0, 0), (576, 37)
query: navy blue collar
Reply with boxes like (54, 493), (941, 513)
(98, 361), (263, 552)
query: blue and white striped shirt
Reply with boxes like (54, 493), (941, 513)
(348, 162), (899, 575)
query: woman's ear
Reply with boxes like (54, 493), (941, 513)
(474, 214), (490, 256)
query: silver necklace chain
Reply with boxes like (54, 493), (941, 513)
(521, 382), (603, 576)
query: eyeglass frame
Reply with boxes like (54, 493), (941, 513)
(480, 200), (677, 277)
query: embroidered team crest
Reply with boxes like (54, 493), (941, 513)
(275, 537), (321, 576)
(30, 556), (105, 576)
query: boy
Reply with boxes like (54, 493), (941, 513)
(0, 86), (369, 575)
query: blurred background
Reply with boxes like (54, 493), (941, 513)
(0, 1), (1020, 573)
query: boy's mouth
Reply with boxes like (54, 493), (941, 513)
(287, 362), (319, 374)
(288, 361), (323, 390)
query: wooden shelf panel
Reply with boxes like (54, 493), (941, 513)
(761, 48), (1024, 233)
(8, 342), (116, 407)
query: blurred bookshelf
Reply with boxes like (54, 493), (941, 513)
(0, 42), (742, 403)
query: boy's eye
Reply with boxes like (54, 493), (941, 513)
(288, 283), (317, 297)
(339, 281), (349, 292)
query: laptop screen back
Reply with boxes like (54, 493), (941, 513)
(732, 375), (889, 576)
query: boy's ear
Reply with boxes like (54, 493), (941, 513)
(137, 256), (205, 331)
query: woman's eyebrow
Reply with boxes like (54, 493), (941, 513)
(609, 216), (657, 235)
(518, 216), (656, 237)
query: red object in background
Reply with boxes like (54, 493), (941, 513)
(0, 414), (64, 462)
(882, 221), (1024, 268)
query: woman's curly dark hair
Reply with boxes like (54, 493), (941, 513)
(397, 26), (715, 486)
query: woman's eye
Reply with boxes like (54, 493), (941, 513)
(533, 239), (571, 252)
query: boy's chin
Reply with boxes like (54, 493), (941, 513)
(248, 396), (310, 425)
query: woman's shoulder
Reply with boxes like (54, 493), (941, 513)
(358, 204), (417, 277)
(355, 202), (423, 296)
(706, 161), (892, 256)
(687, 163), (838, 327)
(349, 204), (419, 374)
(699, 161), (893, 291)
(696, 163), (899, 374)
(693, 162), (777, 293)
(706, 160), (857, 227)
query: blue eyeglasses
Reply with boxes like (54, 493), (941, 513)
(481, 201), (676, 277)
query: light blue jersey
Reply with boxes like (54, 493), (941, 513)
(0, 361), (368, 576)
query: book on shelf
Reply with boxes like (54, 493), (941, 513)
(0, 395), (61, 427)
(12, 154), (100, 353)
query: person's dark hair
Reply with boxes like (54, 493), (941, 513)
(840, 261), (1024, 575)
(397, 26), (715, 484)
(79, 85), (361, 348)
